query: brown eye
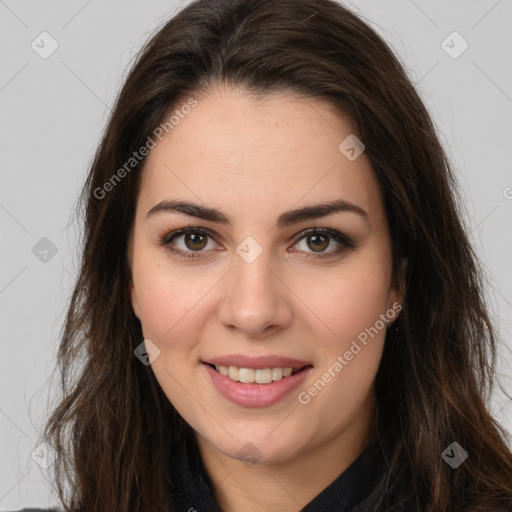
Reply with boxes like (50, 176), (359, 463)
(306, 233), (329, 252)
(161, 227), (354, 261)
(292, 228), (354, 259)
(161, 227), (216, 260)
(182, 232), (208, 251)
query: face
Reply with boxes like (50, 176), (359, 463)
(128, 83), (403, 466)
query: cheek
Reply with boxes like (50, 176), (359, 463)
(298, 256), (392, 347)
(298, 273), (388, 426)
(300, 254), (391, 416)
(132, 258), (208, 346)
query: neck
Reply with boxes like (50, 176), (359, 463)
(196, 392), (377, 512)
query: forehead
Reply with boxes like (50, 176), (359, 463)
(137, 87), (382, 224)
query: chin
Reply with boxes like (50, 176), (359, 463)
(208, 431), (302, 466)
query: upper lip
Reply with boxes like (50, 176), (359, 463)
(203, 354), (312, 369)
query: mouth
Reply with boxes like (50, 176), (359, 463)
(202, 360), (314, 407)
(204, 363), (312, 384)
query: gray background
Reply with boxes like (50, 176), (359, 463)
(1, 0), (511, 508)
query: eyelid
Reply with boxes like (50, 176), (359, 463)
(160, 226), (354, 259)
(161, 226), (219, 248)
(290, 227), (354, 248)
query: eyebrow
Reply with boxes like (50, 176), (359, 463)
(146, 198), (369, 228)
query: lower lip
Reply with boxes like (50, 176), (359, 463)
(203, 363), (313, 408)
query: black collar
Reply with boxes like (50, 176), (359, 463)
(301, 442), (382, 511)
(169, 432), (385, 512)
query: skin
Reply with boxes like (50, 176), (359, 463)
(128, 83), (403, 512)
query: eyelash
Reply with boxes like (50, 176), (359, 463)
(159, 226), (354, 261)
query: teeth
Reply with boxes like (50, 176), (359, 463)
(255, 368), (272, 384)
(215, 365), (298, 383)
(228, 366), (238, 380)
(238, 368), (254, 383)
(271, 367), (283, 380)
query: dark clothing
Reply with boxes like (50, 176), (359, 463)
(8, 440), (414, 511)
(167, 434), (413, 512)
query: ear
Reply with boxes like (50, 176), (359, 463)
(129, 279), (141, 320)
(127, 228), (141, 320)
(388, 257), (407, 312)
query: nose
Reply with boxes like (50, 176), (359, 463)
(216, 250), (293, 338)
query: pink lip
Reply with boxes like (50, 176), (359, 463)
(203, 354), (311, 369)
(203, 363), (313, 408)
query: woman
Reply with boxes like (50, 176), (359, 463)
(13, 0), (512, 510)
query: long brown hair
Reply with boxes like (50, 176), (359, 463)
(41, 0), (512, 510)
